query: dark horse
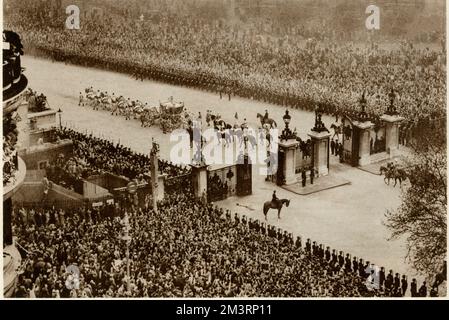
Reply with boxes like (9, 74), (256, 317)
(263, 199), (290, 220)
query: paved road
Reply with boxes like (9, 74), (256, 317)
(22, 56), (419, 282)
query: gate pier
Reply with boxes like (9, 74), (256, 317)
(308, 108), (331, 177)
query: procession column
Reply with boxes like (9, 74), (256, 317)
(278, 110), (299, 185)
(380, 89), (404, 158)
(308, 108), (331, 177)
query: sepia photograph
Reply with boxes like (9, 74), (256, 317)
(1, 0), (447, 303)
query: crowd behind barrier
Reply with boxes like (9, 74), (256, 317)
(12, 192), (441, 298)
(3, 112), (19, 186)
(25, 89), (51, 113)
(55, 127), (190, 181)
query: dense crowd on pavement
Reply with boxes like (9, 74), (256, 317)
(4, 1), (446, 139)
(25, 88), (51, 113)
(12, 192), (438, 298)
(3, 112), (19, 186)
(54, 127), (190, 181)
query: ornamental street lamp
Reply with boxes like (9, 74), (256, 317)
(312, 106), (330, 133)
(281, 110), (296, 140)
(358, 91), (369, 122)
(386, 88), (398, 116)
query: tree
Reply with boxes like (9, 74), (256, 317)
(384, 127), (446, 277)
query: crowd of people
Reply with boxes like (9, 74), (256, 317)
(5, 2), (446, 141)
(55, 127), (189, 181)
(3, 112), (20, 186)
(25, 88), (51, 113)
(45, 154), (85, 194)
(12, 192), (436, 298)
(207, 173), (229, 202)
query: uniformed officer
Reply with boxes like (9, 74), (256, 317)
(310, 167), (315, 185)
(385, 270), (394, 291)
(263, 109), (269, 122)
(225, 210), (231, 221)
(318, 244), (324, 260)
(312, 241), (318, 256)
(254, 220), (260, 233)
(272, 190), (278, 205)
(325, 246), (331, 261)
(394, 273), (401, 292)
(410, 278), (418, 297)
(418, 281), (427, 297)
(241, 215), (247, 226)
(352, 257), (358, 274)
(345, 254), (352, 272)
(401, 275), (408, 296)
(234, 213), (240, 225)
(295, 236), (302, 249)
(305, 239), (312, 253)
(379, 267), (386, 289)
(331, 249), (338, 265)
(358, 259), (365, 277)
(338, 251), (345, 268)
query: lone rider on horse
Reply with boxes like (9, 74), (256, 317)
(263, 110), (269, 122)
(272, 190), (279, 206)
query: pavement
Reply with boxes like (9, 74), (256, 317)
(282, 174), (351, 195)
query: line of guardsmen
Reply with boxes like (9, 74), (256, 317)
(224, 210), (433, 297)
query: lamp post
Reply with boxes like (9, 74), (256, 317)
(358, 91), (369, 122)
(312, 106), (329, 133)
(121, 212), (132, 295)
(281, 110), (295, 140)
(57, 108), (62, 129)
(386, 88), (398, 116)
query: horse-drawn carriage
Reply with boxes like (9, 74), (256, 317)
(159, 97), (185, 115)
(81, 89), (190, 133)
(139, 97), (188, 133)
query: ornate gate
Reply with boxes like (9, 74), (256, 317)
(236, 154), (252, 196)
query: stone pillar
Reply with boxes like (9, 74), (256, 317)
(150, 140), (159, 213)
(156, 174), (166, 201)
(190, 164), (208, 199)
(278, 139), (299, 185)
(380, 114), (404, 158)
(353, 120), (374, 166)
(308, 131), (331, 176)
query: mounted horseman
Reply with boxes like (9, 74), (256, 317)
(262, 190), (290, 221)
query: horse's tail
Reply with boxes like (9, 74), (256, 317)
(263, 202), (269, 215)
